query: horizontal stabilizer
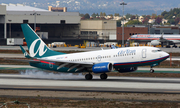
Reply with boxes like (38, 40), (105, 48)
(20, 45), (32, 59)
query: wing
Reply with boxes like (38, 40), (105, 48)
(159, 34), (174, 45)
(160, 38), (179, 44)
(159, 34), (168, 42)
(169, 40), (180, 44)
(37, 58), (94, 72)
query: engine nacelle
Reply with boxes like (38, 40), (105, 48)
(118, 67), (138, 73)
(151, 40), (160, 46)
(92, 62), (113, 73)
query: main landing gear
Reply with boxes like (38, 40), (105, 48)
(85, 73), (108, 80)
(85, 73), (93, 80)
(100, 73), (108, 80)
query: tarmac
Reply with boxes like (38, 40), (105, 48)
(1, 65), (180, 73)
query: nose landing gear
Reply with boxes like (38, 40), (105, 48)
(150, 68), (154, 73)
(150, 66), (154, 73)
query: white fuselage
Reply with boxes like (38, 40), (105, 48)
(129, 34), (180, 44)
(43, 46), (169, 66)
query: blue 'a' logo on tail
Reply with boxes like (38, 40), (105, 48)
(21, 24), (65, 58)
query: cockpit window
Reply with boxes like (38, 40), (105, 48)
(152, 50), (162, 52)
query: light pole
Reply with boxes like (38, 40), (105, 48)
(8, 20), (12, 38)
(120, 1), (127, 47)
(104, 22), (107, 40)
(33, 12), (37, 31)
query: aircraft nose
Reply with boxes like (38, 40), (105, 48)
(162, 51), (169, 58)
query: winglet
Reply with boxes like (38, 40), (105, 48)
(20, 45), (32, 59)
(111, 45), (116, 49)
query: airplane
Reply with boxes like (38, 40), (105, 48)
(128, 34), (180, 48)
(20, 24), (169, 80)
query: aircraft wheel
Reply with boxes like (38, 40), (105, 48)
(166, 46), (170, 48)
(85, 74), (93, 80)
(100, 73), (108, 80)
(150, 69), (154, 73)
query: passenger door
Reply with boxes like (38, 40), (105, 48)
(142, 49), (147, 60)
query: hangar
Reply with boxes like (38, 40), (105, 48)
(0, 3), (81, 45)
(80, 20), (116, 40)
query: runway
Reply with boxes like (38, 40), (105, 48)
(0, 74), (180, 93)
(1, 65), (180, 73)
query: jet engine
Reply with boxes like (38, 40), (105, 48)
(92, 62), (113, 73)
(151, 40), (160, 46)
(117, 67), (138, 73)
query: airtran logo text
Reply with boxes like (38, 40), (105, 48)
(94, 66), (106, 69)
(29, 39), (47, 57)
(118, 49), (136, 55)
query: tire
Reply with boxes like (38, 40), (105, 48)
(100, 73), (108, 80)
(150, 69), (154, 73)
(166, 46), (170, 48)
(85, 74), (93, 80)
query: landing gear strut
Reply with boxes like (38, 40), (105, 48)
(100, 73), (108, 80)
(85, 73), (93, 80)
(161, 42), (164, 48)
(166, 45), (171, 48)
(173, 44), (177, 48)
